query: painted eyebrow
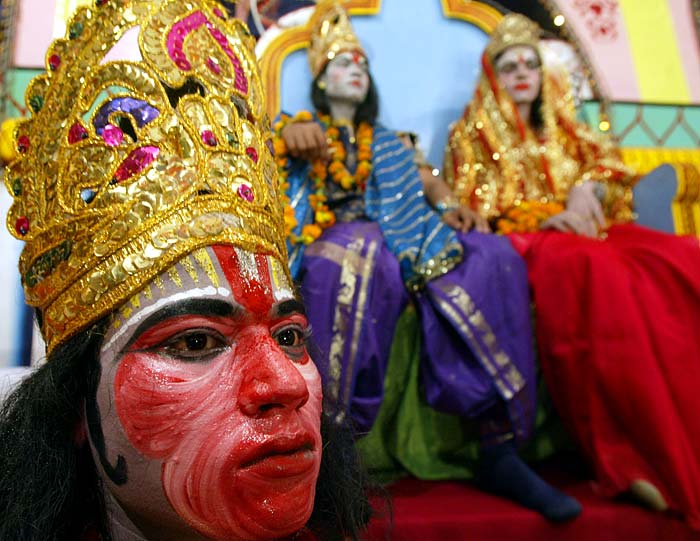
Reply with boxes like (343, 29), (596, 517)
(124, 298), (240, 351)
(273, 298), (307, 318)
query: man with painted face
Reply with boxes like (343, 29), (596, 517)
(275, 0), (580, 522)
(0, 1), (370, 539)
(445, 13), (700, 529)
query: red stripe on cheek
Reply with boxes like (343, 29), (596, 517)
(113, 352), (235, 459)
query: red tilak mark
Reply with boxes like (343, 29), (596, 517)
(212, 245), (273, 316)
(352, 51), (362, 64)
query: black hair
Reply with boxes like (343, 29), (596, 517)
(0, 321), (374, 541)
(0, 321), (109, 541)
(311, 67), (380, 127)
(530, 92), (544, 132)
(309, 404), (379, 541)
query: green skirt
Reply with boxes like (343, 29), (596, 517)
(356, 306), (573, 483)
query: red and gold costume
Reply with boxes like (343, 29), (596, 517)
(446, 14), (700, 529)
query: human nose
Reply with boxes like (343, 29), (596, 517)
(348, 62), (364, 77)
(238, 331), (310, 417)
(514, 64), (529, 77)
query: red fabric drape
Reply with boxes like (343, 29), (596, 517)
(509, 224), (700, 530)
(366, 472), (698, 541)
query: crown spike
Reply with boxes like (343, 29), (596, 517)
(483, 13), (542, 61)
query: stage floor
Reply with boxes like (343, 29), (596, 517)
(365, 462), (698, 541)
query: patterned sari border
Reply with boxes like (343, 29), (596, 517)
(343, 239), (379, 408)
(326, 237), (365, 403)
(432, 281), (532, 440)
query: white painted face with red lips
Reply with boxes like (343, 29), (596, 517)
(89, 245), (322, 541)
(495, 45), (542, 107)
(320, 50), (370, 104)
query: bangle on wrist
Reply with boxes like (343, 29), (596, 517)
(435, 196), (459, 216)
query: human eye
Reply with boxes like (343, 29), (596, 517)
(272, 324), (310, 363)
(526, 58), (542, 70)
(158, 328), (230, 361)
(497, 62), (517, 74)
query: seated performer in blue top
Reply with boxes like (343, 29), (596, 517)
(273, 0), (581, 522)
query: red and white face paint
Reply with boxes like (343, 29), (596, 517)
(320, 50), (370, 105)
(90, 245), (322, 540)
(495, 45), (542, 107)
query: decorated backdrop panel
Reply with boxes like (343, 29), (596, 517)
(552, 0), (700, 104)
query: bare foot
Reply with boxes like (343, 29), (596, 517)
(629, 480), (668, 512)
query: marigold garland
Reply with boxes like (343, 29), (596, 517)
(323, 116), (373, 191)
(495, 200), (564, 234)
(273, 111), (373, 245)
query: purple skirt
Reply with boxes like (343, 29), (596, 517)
(298, 221), (535, 441)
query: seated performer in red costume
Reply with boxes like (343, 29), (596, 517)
(445, 13), (700, 529)
(0, 1), (370, 539)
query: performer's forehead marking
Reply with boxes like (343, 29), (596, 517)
(102, 247), (295, 355)
(101, 285), (233, 355)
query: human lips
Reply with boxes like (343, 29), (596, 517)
(514, 83), (530, 90)
(238, 433), (316, 478)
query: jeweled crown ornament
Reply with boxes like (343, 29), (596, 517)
(5, 0), (287, 354)
(484, 13), (541, 61)
(307, 0), (365, 78)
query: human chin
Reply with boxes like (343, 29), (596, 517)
(348, 86), (369, 103)
(509, 86), (539, 105)
(161, 432), (322, 540)
(161, 414), (322, 540)
(159, 367), (323, 540)
(328, 80), (368, 104)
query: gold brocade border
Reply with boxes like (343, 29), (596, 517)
(620, 147), (700, 237)
(322, 236), (378, 419)
(258, 0), (381, 120)
(344, 239), (378, 408)
(671, 163), (700, 237)
(435, 282), (525, 400)
(327, 237), (364, 404)
(305, 239), (365, 273)
(439, 0), (503, 33)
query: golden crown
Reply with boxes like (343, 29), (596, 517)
(307, 0), (365, 78)
(484, 13), (541, 61)
(4, 0), (287, 354)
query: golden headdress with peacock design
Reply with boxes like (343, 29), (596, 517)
(4, 0), (287, 354)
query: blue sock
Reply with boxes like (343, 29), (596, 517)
(475, 440), (582, 522)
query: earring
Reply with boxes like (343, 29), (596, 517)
(317, 80), (326, 90)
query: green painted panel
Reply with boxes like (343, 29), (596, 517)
(3, 68), (44, 119)
(582, 101), (700, 149)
